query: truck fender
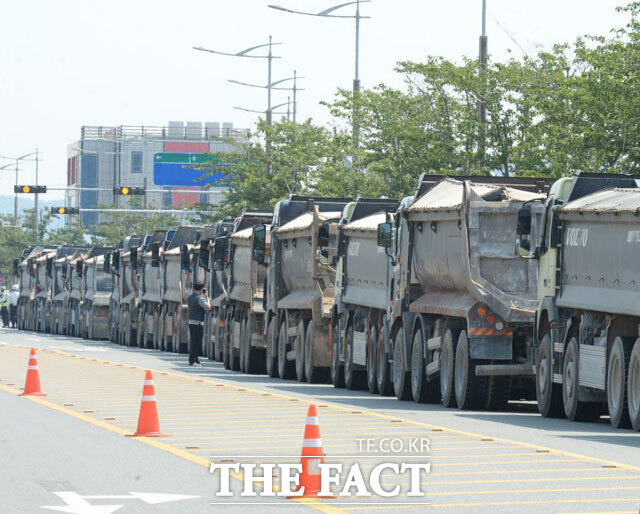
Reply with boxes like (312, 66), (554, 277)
(401, 311), (416, 365)
(410, 314), (434, 360)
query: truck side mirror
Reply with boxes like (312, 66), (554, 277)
(199, 239), (211, 271)
(515, 237), (533, 259)
(76, 261), (83, 278)
(318, 221), (330, 247)
(180, 245), (191, 271)
(377, 222), (392, 249)
(252, 225), (266, 264)
(214, 236), (228, 262)
(113, 251), (120, 272)
(130, 247), (138, 270)
(103, 253), (111, 273)
(516, 204), (532, 236)
(46, 258), (53, 278)
(151, 243), (160, 268)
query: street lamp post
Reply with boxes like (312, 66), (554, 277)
(228, 73), (304, 122)
(268, 1), (370, 143)
(193, 38), (282, 174)
(478, 0), (488, 168)
(0, 151), (40, 226)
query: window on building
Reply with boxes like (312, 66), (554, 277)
(131, 151), (143, 173)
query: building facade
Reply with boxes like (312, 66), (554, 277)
(66, 122), (247, 230)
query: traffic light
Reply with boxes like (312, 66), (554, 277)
(114, 186), (145, 196)
(15, 185), (47, 194)
(50, 207), (79, 215)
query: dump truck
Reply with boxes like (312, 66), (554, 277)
(252, 196), (353, 382)
(17, 246), (43, 331)
(223, 212), (274, 372)
(115, 236), (143, 346)
(67, 251), (88, 337)
(190, 219), (234, 360)
(515, 172), (640, 430)
(329, 198), (400, 391)
(377, 176), (548, 409)
(160, 226), (202, 353)
(200, 219), (236, 361)
(50, 246), (89, 335)
(33, 248), (57, 333)
(136, 231), (168, 349)
(81, 248), (113, 340)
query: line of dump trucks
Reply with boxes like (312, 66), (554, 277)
(12, 172), (640, 432)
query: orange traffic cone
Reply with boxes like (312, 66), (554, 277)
(288, 404), (336, 499)
(127, 370), (169, 437)
(20, 348), (46, 396)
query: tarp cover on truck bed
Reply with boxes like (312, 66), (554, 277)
(408, 178), (543, 213)
(561, 188), (640, 215)
(276, 211), (342, 234)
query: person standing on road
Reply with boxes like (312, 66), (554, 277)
(187, 283), (210, 367)
(0, 288), (9, 328)
(9, 285), (19, 328)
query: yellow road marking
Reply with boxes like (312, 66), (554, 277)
(343, 497), (640, 510)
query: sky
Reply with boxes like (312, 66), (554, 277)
(0, 0), (626, 200)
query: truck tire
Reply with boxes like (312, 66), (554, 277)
(345, 325), (366, 390)
(563, 338), (601, 422)
(366, 325), (378, 394)
(278, 320), (294, 379)
(607, 336), (632, 428)
(454, 330), (485, 410)
(440, 328), (458, 408)
(265, 317), (279, 378)
(628, 338), (640, 431)
(393, 329), (411, 401)
(245, 316), (264, 375)
(536, 332), (564, 418)
(230, 320), (241, 371)
(411, 328), (440, 404)
(304, 322), (326, 383)
(484, 375), (511, 411)
(153, 308), (161, 350)
(239, 317), (248, 373)
(295, 320), (306, 382)
(377, 326), (393, 396)
(330, 317), (345, 388)
(223, 326), (231, 370)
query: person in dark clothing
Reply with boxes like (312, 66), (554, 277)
(187, 283), (211, 366)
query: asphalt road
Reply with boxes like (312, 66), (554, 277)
(1, 327), (640, 513)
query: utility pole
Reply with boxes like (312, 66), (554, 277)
(34, 148), (39, 242)
(14, 159), (19, 225)
(266, 35), (274, 176)
(478, 0), (488, 170)
(292, 70), (298, 122)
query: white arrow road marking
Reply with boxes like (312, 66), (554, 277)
(85, 493), (200, 504)
(43, 492), (199, 512)
(42, 492), (122, 514)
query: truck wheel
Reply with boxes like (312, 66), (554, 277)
(563, 338), (602, 422)
(223, 326), (231, 370)
(484, 375), (511, 411)
(239, 317), (248, 373)
(412, 328), (440, 404)
(345, 325), (366, 390)
(536, 332), (563, 417)
(441, 328), (458, 408)
(607, 336), (632, 428)
(278, 320), (294, 379)
(304, 322), (326, 383)
(628, 338), (640, 431)
(393, 329), (411, 401)
(411, 329), (427, 403)
(265, 318), (279, 378)
(295, 320), (306, 382)
(366, 325), (378, 394)
(377, 327), (393, 396)
(330, 318), (345, 388)
(454, 330), (485, 410)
